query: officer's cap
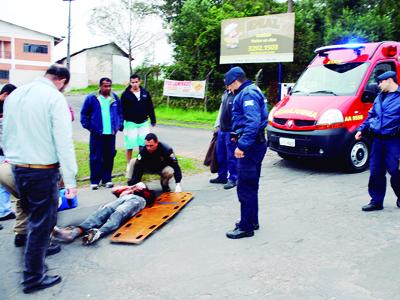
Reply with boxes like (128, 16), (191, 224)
(376, 70), (397, 82)
(224, 67), (246, 86)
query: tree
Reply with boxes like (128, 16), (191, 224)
(89, 0), (157, 75)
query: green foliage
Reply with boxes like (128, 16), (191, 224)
(156, 105), (218, 129)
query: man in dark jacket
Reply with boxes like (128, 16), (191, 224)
(121, 74), (156, 163)
(81, 78), (123, 190)
(224, 66), (268, 239)
(356, 70), (400, 211)
(209, 87), (237, 189)
(127, 133), (182, 192)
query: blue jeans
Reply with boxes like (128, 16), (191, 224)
(216, 131), (237, 182)
(236, 141), (267, 231)
(79, 194), (146, 235)
(89, 133), (116, 184)
(0, 155), (12, 218)
(368, 137), (400, 205)
(13, 166), (60, 287)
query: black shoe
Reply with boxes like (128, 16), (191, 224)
(397, 198), (400, 208)
(223, 180), (237, 190)
(362, 203), (383, 211)
(209, 177), (228, 184)
(15, 234), (27, 247)
(0, 212), (16, 221)
(0, 224), (3, 230)
(226, 227), (254, 239)
(235, 221), (259, 231)
(46, 243), (61, 256)
(23, 275), (62, 294)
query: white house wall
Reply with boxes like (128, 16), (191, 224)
(112, 55), (129, 85)
(69, 51), (88, 89)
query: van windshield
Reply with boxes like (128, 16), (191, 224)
(291, 62), (369, 96)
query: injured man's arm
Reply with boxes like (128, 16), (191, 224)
(52, 182), (155, 245)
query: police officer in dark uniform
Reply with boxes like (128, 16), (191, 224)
(127, 133), (182, 192)
(356, 70), (400, 211)
(224, 67), (268, 239)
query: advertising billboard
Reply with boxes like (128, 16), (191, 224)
(163, 79), (206, 99)
(220, 13), (295, 64)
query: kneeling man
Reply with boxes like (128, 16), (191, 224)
(127, 133), (182, 192)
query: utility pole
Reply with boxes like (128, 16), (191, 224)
(63, 0), (75, 70)
(288, 0), (294, 13)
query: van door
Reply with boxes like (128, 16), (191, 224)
(362, 61), (397, 103)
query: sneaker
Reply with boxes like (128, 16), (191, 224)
(0, 212), (16, 221)
(209, 177), (228, 184)
(223, 180), (237, 190)
(90, 184), (99, 190)
(52, 226), (82, 243)
(82, 229), (102, 245)
(105, 182), (114, 188)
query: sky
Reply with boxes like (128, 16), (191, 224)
(0, 0), (173, 66)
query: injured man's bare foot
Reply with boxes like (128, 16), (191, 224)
(52, 226), (83, 243)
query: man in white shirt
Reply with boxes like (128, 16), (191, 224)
(3, 64), (77, 294)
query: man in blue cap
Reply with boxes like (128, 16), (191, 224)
(224, 66), (268, 239)
(355, 70), (400, 211)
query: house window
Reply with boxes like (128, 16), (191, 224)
(0, 70), (9, 79)
(23, 43), (48, 54)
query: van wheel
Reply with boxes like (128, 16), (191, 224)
(344, 139), (369, 173)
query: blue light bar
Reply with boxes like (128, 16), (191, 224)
(314, 44), (366, 56)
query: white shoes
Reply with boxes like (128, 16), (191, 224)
(105, 182), (114, 188)
(90, 184), (99, 190)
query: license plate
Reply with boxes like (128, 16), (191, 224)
(279, 137), (295, 147)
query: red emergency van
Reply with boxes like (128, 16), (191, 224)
(267, 41), (400, 172)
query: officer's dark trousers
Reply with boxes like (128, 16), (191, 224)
(237, 141), (267, 231)
(216, 131), (237, 182)
(369, 137), (400, 205)
(89, 133), (116, 185)
(13, 166), (59, 288)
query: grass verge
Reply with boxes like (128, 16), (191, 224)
(155, 106), (217, 130)
(74, 141), (206, 187)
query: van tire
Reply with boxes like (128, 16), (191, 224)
(343, 139), (369, 173)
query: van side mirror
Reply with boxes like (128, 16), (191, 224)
(362, 82), (379, 103)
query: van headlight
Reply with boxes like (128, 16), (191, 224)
(268, 106), (277, 122)
(316, 109), (344, 125)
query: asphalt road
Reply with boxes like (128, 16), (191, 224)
(1, 95), (399, 299)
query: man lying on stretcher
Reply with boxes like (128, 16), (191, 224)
(53, 182), (155, 245)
